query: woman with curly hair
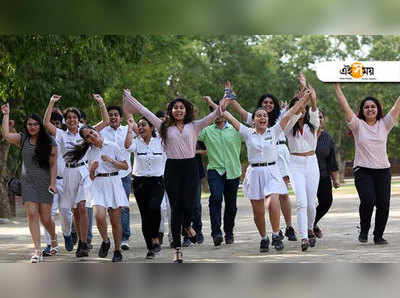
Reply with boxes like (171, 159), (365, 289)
(123, 88), (228, 263)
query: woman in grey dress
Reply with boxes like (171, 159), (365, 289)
(1, 103), (58, 263)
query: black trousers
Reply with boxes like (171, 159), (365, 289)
(314, 176), (333, 226)
(354, 167), (391, 238)
(132, 176), (165, 250)
(164, 158), (199, 248)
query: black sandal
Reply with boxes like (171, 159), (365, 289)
(173, 248), (183, 263)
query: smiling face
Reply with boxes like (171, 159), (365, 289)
(138, 119), (153, 139)
(253, 109), (269, 131)
(26, 118), (41, 136)
(81, 128), (101, 145)
(261, 97), (275, 113)
(65, 111), (80, 131)
(172, 101), (186, 121)
(108, 109), (121, 129)
(362, 100), (378, 121)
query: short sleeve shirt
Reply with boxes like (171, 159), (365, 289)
(87, 140), (126, 176)
(348, 113), (395, 169)
(239, 123), (282, 164)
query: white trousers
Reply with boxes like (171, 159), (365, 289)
(44, 179), (73, 245)
(289, 154), (320, 239)
(159, 192), (172, 242)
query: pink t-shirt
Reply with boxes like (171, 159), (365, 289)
(348, 112), (396, 169)
(124, 93), (221, 159)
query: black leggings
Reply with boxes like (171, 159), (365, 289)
(314, 176), (333, 226)
(354, 167), (391, 238)
(132, 176), (164, 250)
(164, 158), (199, 248)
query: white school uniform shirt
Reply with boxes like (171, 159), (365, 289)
(246, 109), (287, 143)
(55, 126), (88, 175)
(127, 136), (165, 177)
(86, 140), (126, 176)
(284, 108), (320, 154)
(239, 123), (282, 164)
(100, 125), (134, 178)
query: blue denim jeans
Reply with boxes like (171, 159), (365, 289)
(87, 207), (93, 243)
(192, 181), (203, 234)
(207, 170), (240, 238)
(121, 174), (132, 241)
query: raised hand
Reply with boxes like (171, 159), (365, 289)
(92, 94), (104, 105)
(203, 96), (213, 105)
(308, 84), (317, 102)
(50, 94), (62, 103)
(1, 103), (9, 115)
(223, 81), (237, 100)
(127, 116), (135, 128)
(219, 98), (231, 112)
(123, 89), (132, 97)
(299, 72), (306, 90)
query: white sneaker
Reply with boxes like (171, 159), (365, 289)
(31, 252), (43, 263)
(121, 241), (130, 251)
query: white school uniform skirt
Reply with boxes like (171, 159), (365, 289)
(90, 176), (129, 209)
(243, 164), (288, 200)
(61, 166), (92, 209)
(276, 144), (291, 178)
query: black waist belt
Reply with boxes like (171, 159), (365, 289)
(276, 141), (286, 145)
(65, 161), (88, 168)
(251, 162), (276, 167)
(96, 172), (119, 177)
(56, 176), (63, 180)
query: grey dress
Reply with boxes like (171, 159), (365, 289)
(20, 133), (57, 204)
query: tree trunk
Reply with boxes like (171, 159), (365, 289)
(0, 140), (11, 218)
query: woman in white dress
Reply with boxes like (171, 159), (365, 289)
(44, 94), (109, 257)
(223, 79), (300, 241)
(65, 125), (129, 262)
(222, 96), (307, 253)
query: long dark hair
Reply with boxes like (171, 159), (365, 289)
(288, 97), (315, 136)
(139, 117), (156, 137)
(357, 96), (383, 121)
(256, 94), (281, 127)
(63, 125), (95, 163)
(24, 114), (53, 169)
(160, 98), (194, 144)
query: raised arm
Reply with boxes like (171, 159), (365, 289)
(92, 94), (110, 132)
(1, 103), (21, 147)
(123, 89), (162, 130)
(279, 92), (310, 130)
(228, 100), (250, 122)
(203, 96), (218, 111)
(193, 99), (229, 133)
(124, 116), (136, 150)
(389, 96), (400, 122)
(308, 84), (318, 112)
(222, 110), (240, 132)
(333, 83), (355, 122)
(44, 95), (61, 136)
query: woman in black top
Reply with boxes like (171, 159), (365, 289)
(314, 110), (340, 238)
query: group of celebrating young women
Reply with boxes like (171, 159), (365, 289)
(2, 72), (400, 263)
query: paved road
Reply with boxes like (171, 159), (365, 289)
(1, 185), (400, 263)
